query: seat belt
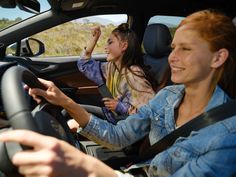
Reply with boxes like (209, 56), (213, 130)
(98, 84), (113, 98)
(132, 99), (236, 164)
(98, 84), (129, 124)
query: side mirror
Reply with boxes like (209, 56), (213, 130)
(7, 38), (45, 57)
(20, 38), (45, 57)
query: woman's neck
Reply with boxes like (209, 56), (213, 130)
(175, 82), (214, 127)
(184, 81), (213, 105)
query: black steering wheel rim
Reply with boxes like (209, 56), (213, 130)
(1, 65), (43, 132)
(1, 65), (78, 143)
(0, 65), (79, 175)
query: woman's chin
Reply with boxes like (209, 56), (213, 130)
(171, 76), (183, 84)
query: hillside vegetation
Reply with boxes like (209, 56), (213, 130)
(0, 18), (22, 30)
(31, 22), (116, 57)
(1, 18), (176, 57)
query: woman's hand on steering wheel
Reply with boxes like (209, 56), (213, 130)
(28, 78), (70, 107)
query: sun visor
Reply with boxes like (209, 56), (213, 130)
(48, 0), (88, 11)
(61, 0), (88, 11)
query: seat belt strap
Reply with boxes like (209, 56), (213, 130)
(133, 99), (236, 164)
(98, 84), (113, 98)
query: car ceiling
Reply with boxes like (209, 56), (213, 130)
(50, 0), (236, 18)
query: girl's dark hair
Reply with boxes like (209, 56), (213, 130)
(112, 23), (159, 92)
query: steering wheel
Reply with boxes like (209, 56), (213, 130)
(0, 65), (79, 176)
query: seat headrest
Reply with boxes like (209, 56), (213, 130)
(143, 23), (172, 58)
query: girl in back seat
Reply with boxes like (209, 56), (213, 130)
(76, 23), (157, 124)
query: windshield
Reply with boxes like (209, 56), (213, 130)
(0, 1), (50, 31)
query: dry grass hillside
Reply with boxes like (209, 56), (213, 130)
(31, 22), (116, 57)
(1, 19), (176, 57)
(0, 18), (21, 30)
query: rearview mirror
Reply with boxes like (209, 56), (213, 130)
(0, 0), (16, 8)
(0, 0), (40, 13)
(16, 0), (40, 13)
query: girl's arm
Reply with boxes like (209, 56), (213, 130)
(81, 26), (101, 59)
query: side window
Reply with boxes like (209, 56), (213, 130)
(0, 1), (50, 31)
(148, 15), (184, 37)
(31, 14), (127, 57)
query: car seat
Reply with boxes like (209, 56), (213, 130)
(143, 23), (173, 91)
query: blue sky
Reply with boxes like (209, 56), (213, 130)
(0, 1), (50, 20)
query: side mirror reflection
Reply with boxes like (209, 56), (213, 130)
(6, 38), (45, 57)
(20, 38), (45, 57)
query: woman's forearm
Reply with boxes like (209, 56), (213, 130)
(61, 97), (91, 128)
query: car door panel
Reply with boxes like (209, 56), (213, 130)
(3, 55), (105, 107)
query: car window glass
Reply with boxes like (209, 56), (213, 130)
(29, 14), (127, 57)
(148, 15), (184, 36)
(0, 1), (50, 31)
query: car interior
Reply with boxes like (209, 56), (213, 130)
(0, 0), (236, 176)
(143, 23), (173, 88)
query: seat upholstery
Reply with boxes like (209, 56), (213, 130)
(143, 23), (172, 88)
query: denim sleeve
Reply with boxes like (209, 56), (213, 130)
(170, 133), (236, 177)
(79, 86), (178, 149)
(77, 59), (105, 86)
(79, 103), (154, 149)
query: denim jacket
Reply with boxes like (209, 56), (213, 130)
(80, 85), (236, 177)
